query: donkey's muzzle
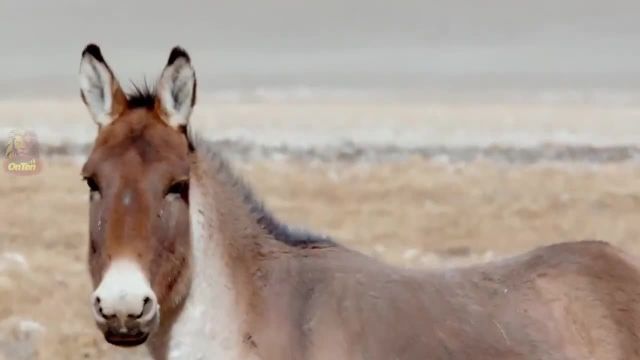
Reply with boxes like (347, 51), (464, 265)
(91, 292), (160, 347)
(90, 259), (160, 346)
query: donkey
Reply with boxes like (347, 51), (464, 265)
(79, 44), (640, 360)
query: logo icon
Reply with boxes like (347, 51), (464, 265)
(4, 130), (42, 175)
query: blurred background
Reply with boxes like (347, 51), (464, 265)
(2, 0), (640, 359)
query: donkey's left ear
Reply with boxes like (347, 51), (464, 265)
(156, 47), (197, 128)
(79, 44), (127, 127)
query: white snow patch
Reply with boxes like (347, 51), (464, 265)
(16, 320), (46, 337)
(402, 248), (420, 261)
(0, 252), (29, 272)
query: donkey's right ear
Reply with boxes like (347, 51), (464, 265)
(155, 47), (197, 129)
(79, 44), (127, 127)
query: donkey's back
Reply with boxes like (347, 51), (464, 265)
(255, 240), (640, 360)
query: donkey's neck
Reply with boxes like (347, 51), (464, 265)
(159, 152), (266, 360)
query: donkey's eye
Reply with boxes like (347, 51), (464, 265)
(84, 177), (100, 193)
(166, 180), (188, 197)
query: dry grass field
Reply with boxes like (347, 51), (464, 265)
(2, 157), (640, 359)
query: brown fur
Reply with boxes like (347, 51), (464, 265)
(83, 107), (193, 312)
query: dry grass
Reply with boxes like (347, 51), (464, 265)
(2, 158), (640, 359)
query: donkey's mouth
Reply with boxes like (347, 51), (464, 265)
(104, 331), (149, 347)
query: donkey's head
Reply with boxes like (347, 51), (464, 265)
(79, 44), (196, 346)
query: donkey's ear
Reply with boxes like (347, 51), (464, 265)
(79, 44), (127, 127)
(155, 47), (197, 128)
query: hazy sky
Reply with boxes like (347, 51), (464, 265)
(2, 0), (640, 97)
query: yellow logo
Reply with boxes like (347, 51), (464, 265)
(4, 130), (42, 175)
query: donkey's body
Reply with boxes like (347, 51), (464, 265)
(151, 145), (640, 360)
(78, 45), (640, 360)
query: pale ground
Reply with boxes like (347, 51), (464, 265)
(2, 99), (640, 148)
(2, 157), (640, 359)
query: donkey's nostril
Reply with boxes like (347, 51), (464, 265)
(93, 295), (101, 313)
(140, 296), (155, 319)
(99, 306), (112, 319)
(93, 295), (113, 320)
(128, 295), (155, 320)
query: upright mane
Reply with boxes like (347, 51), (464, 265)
(122, 78), (335, 249)
(126, 80), (157, 109)
(190, 135), (337, 249)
